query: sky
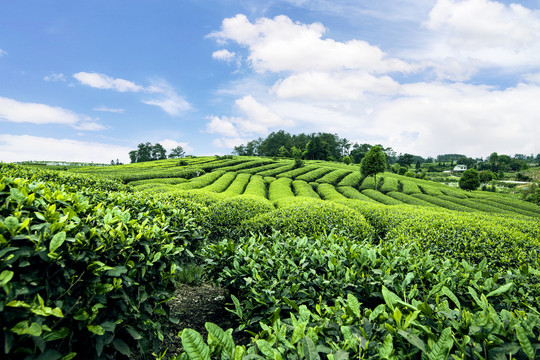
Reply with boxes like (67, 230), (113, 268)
(1, 0), (540, 164)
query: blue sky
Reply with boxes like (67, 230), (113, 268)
(1, 0), (540, 163)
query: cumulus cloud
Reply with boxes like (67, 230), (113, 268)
(43, 73), (67, 82)
(205, 95), (292, 146)
(207, 7), (540, 157)
(212, 49), (236, 62)
(0, 134), (130, 163)
(421, 0), (540, 79)
(272, 71), (400, 100)
(210, 14), (415, 73)
(73, 72), (190, 115)
(158, 139), (194, 154)
(0, 96), (104, 131)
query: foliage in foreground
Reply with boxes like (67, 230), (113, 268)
(0, 171), (205, 359)
(182, 232), (540, 359)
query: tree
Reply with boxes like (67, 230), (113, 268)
(479, 170), (494, 183)
(360, 145), (386, 190)
(278, 145), (290, 158)
(151, 143), (167, 160)
(169, 146), (185, 158)
(459, 169), (480, 191)
(397, 153), (414, 168)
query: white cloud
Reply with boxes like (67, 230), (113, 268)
(159, 139), (194, 154)
(420, 0), (540, 79)
(0, 49), (6, 56)
(213, 137), (250, 148)
(272, 71), (400, 100)
(212, 49), (236, 62)
(73, 72), (144, 92)
(0, 96), (104, 131)
(142, 79), (190, 116)
(43, 73), (67, 82)
(93, 106), (125, 114)
(205, 95), (291, 140)
(210, 14), (415, 73)
(73, 72), (190, 116)
(205, 116), (240, 137)
(0, 134), (130, 163)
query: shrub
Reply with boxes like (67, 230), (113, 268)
(295, 167), (335, 182)
(316, 183), (347, 200)
(361, 189), (403, 205)
(244, 198), (374, 241)
(315, 169), (352, 185)
(0, 175), (205, 359)
(336, 186), (376, 202)
(292, 180), (320, 199)
(276, 166), (316, 179)
(176, 170), (226, 190)
(268, 177), (294, 201)
(222, 173), (251, 196)
(207, 195), (274, 238)
(243, 175), (267, 198)
(200, 172), (238, 193)
(337, 172), (362, 187)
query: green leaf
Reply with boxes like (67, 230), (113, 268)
(382, 285), (401, 311)
(398, 330), (426, 352)
(181, 329), (210, 360)
(428, 327), (453, 360)
(441, 286), (461, 309)
(126, 326), (142, 340)
(303, 336), (320, 360)
(369, 304), (386, 321)
(10, 188), (26, 203)
(515, 325), (535, 360)
(0, 270), (14, 287)
(42, 328), (70, 342)
(486, 282), (513, 298)
(113, 339), (131, 357)
(379, 334), (394, 359)
(11, 320), (42, 336)
(256, 339), (276, 358)
(49, 231), (66, 254)
(3, 216), (19, 235)
(233, 345), (246, 360)
(347, 293), (361, 319)
(106, 266), (128, 277)
(35, 349), (62, 360)
(87, 325), (105, 335)
(205, 322), (234, 356)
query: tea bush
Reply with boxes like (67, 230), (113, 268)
(292, 180), (320, 199)
(0, 174), (206, 359)
(337, 171), (362, 187)
(207, 195), (274, 238)
(295, 167), (334, 182)
(315, 169), (352, 185)
(316, 183), (347, 201)
(244, 198), (374, 240)
(361, 189), (403, 205)
(268, 177), (294, 201)
(336, 186), (375, 201)
(243, 175), (267, 198)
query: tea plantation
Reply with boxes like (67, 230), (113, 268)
(1, 157), (540, 359)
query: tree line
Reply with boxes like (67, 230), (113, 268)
(128, 142), (185, 163)
(232, 130), (540, 171)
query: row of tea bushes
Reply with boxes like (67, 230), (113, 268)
(292, 180), (320, 199)
(243, 175), (267, 198)
(295, 167), (335, 182)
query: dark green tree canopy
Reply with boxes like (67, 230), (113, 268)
(168, 146), (185, 159)
(129, 142), (168, 163)
(459, 169), (481, 191)
(360, 145), (386, 189)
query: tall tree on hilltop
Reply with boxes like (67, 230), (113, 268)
(169, 146), (185, 158)
(360, 145), (386, 190)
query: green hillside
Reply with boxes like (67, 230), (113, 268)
(2, 160), (540, 359)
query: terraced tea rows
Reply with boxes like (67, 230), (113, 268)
(106, 156), (540, 218)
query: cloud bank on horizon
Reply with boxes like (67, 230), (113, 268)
(0, 0), (539, 163)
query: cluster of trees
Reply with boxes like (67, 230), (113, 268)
(233, 130), (397, 164)
(128, 142), (185, 163)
